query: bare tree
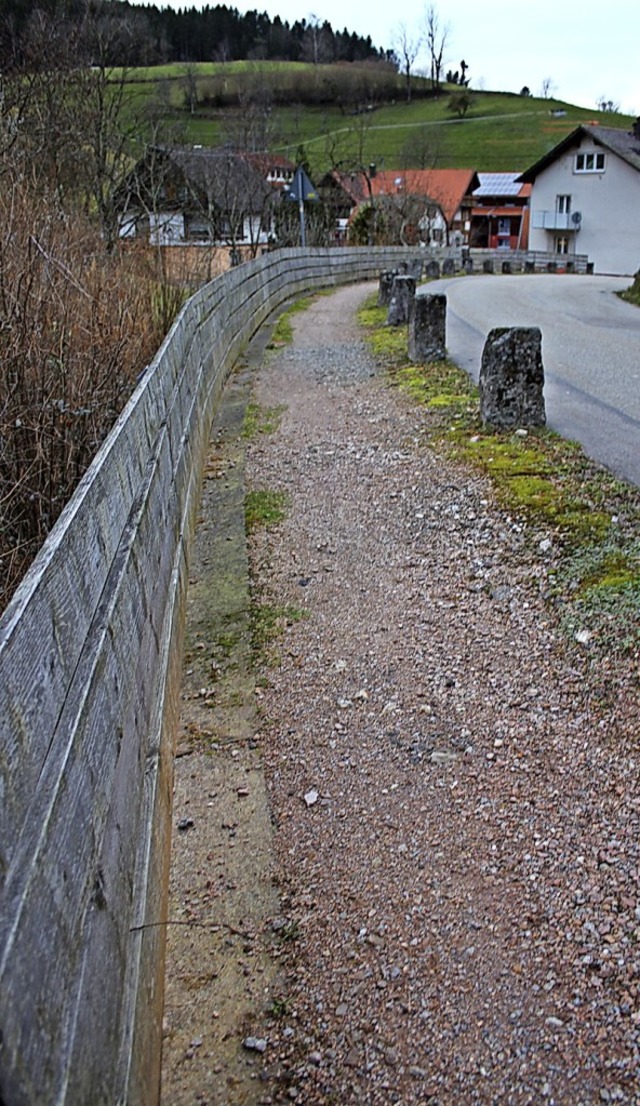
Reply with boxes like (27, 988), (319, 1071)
(7, 3), (150, 249)
(206, 154), (276, 256)
(540, 76), (556, 99)
(181, 62), (199, 114)
(399, 124), (442, 170)
(0, 2), (186, 608)
(597, 95), (620, 113)
(394, 22), (421, 103)
(221, 66), (279, 152)
(301, 14), (334, 65)
(321, 110), (380, 245)
(424, 4), (449, 91)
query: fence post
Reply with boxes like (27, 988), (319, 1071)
(479, 326), (546, 429)
(409, 293), (447, 362)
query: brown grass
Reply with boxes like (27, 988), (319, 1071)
(0, 180), (179, 612)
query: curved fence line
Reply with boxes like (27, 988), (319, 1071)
(0, 246), (426, 1105)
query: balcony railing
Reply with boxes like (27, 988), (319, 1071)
(531, 210), (581, 231)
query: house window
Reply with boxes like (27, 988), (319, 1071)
(555, 236), (570, 254)
(218, 216), (246, 241)
(184, 216), (211, 241)
(575, 152), (605, 173)
(556, 194), (571, 214)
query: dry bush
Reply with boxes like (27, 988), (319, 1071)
(0, 179), (174, 612)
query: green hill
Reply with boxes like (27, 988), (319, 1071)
(126, 61), (635, 174)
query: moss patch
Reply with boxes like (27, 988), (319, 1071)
(242, 401), (287, 439)
(392, 360), (476, 410)
(449, 430), (612, 543)
(250, 602), (308, 666)
(358, 303), (408, 366)
(245, 488), (288, 531)
(268, 295), (317, 348)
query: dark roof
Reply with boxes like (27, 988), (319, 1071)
(518, 123), (640, 182)
(117, 145), (276, 215)
(163, 146), (274, 207)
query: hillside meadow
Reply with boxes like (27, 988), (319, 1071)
(123, 60), (635, 173)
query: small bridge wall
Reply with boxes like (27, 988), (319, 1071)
(0, 246), (427, 1105)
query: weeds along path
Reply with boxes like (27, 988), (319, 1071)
(162, 283), (639, 1106)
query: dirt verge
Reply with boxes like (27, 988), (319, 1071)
(160, 328), (283, 1106)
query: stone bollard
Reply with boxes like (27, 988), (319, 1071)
(483, 259), (494, 274)
(501, 260), (512, 274)
(425, 259), (440, 279)
(407, 259), (423, 280)
(409, 293), (447, 362)
(442, 257), (456, 276)
(462, 256), (474, 274)
(479, 327), (546, 429)
(546, 260), (557, 273)
(387, 274), (416, 326)
(378, 269), (396, 307)
(524, 259), (535, 273)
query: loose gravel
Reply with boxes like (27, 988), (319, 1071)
(244, 282), (640, 1106)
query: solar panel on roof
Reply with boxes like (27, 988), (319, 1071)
(474, 173), (522, 196)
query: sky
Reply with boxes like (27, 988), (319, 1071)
(158, 0), (640, 116)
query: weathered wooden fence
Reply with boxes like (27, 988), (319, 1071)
(0, 246), (430, 1106)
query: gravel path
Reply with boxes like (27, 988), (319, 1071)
(244, 282), (640, 1106)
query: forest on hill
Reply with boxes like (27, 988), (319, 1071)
(0, 0), (390, 68)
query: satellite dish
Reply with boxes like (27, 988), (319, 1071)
(571, 211), (582, 226)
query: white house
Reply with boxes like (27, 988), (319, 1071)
(518, 120), (640, 275)
(117, 146), (277, 253)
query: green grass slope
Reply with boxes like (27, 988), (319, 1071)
(124, 61), (635, 173)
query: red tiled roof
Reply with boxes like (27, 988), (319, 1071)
(367, 169), (480, 225)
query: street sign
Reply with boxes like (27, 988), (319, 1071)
(288, 166), (318, 203)
(287, 166), (318, 247)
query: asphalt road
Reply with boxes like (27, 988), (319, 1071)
(428, 273), (640, 487)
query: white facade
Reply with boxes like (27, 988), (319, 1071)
(418, 206), (448, 246)
(119, 210), (271, 247)
(527, 133), (640, 275)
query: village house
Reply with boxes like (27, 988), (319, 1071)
(318, 168), (480, 247)
(469, 172), (531, 251)
(518, 120), (640, 274)
(117, 146), (282, 255)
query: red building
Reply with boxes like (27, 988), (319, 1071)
(469, 173), (531, 250)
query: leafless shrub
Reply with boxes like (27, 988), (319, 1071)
(0, 179), (171, 612)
